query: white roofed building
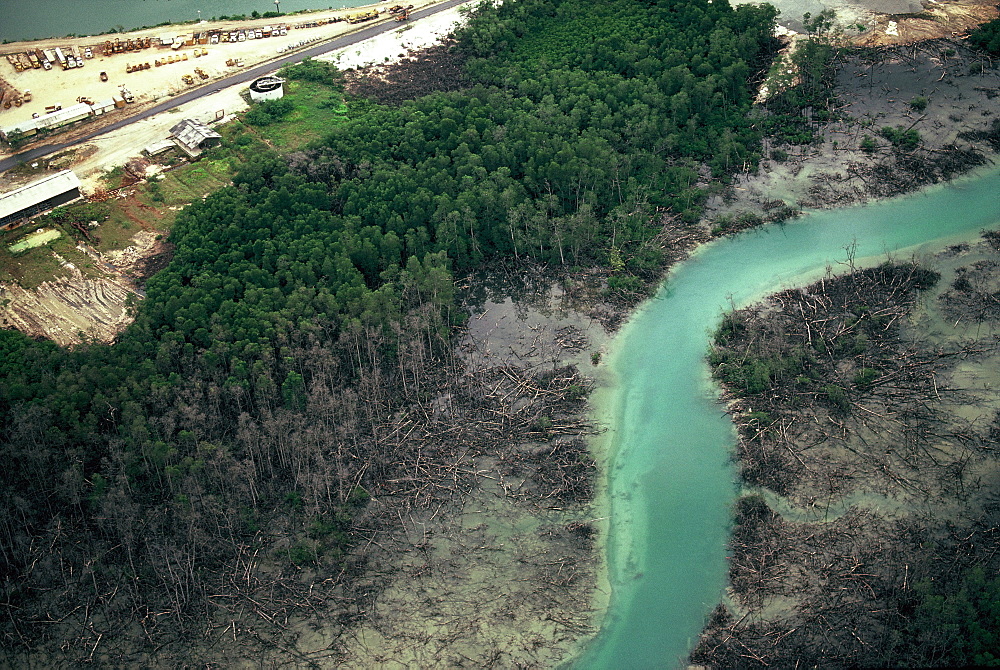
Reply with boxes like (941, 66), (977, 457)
(0, 103), (94, 143)
(249, 76), (285, 102)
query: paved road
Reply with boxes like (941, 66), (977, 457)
(0, 0), (468, 174)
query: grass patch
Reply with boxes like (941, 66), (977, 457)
(0, 224), (105, 288)
(8, 229), (61, 253)
(248, 79), (349, 149)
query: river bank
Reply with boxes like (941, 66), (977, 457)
(3, 11), (1000, 669)
(707, 39), (1000, 230)
(693, 227), (1000, 667)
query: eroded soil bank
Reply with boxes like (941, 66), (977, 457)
(693, 231), (1000, 667)
(0, 228), (171, 346)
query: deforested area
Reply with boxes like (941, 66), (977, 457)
(713, 38), (1000, 225)
(694, 231), (1000, 668)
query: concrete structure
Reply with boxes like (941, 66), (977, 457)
(0, 102), (93, 142)
(249, 76), (285, 102)
(170, 118), (222, 157)
(0, 170), (83, 229)
(144, 139), (177, 156)
(91, 98), (117, 115)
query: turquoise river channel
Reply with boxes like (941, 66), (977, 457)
(576, 166), (1000, 669)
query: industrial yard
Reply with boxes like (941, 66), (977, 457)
(0, 1), (431, 148)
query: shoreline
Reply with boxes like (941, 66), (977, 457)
(582, 37), (1000, 665)
(704, 39), (1000, 232)
(0, 2), (388, 53)
(691, 219), (1000, 666)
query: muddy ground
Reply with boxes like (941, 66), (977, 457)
(323, 270), (617, 668)
(692, 231), (1000, 667)
(709, 39), (1000, 224)
(1, 266), (619, 668)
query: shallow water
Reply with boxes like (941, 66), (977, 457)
(579, 166), (1000, 669)
(732, 0), (920, 33)
(8, 228), (61, 252)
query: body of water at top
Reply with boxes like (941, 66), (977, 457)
(2, 0), (925, 43)
(0, 0), (378, 42)
(577, 166), (1000, 668)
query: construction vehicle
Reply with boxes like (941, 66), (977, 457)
(195, 67), (209, 80)
(120, 87), (134, 103)
(347, 9), (379, 23)
(22, 90), (32, 103)
(181, 74), (195, 85)
(395, 8), (409, 21)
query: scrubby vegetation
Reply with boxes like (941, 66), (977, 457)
(698, 249), (1000, 668)
(968, 16), (1000, 56)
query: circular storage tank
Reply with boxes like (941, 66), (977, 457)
(249, 76), (284, 101)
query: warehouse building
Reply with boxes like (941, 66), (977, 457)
(170, 118), (222, 157)
(0, 170), (83, 229)
(0, 102), (94, 143)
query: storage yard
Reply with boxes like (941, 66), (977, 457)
(0, 1), (427, 146)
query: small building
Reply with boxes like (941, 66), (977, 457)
(0, 170), (83, 230)
(144, 139), (176, 157)
(170, 118), (222, 157)
(249, 76), (285, 102)
(91, 98), (117, 115)
(0, 102), (94, 143)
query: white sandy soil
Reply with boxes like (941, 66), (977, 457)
(316, 1), (473, 70)
(0, 0), (455, 187)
